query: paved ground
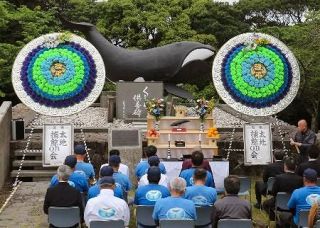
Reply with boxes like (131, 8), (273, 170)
(0, 182), (48, 228)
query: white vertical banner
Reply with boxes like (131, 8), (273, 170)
(43, 124), (74, 167)
(243, 123), (272, 165)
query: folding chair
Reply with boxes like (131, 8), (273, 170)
(274, 192), (291, 225)
(316, 220), (320, 228)
(159, 219), (195, 228)
(136, 205), (156, 228)
(317, 178), (320, 187)
(297, 209), (309, 228)
(48, 207), (80, 227)
(195, 206), (213, 228)
(217, 219), (252, 228)
(238, 176), (251, 202)
(266, 177), (275, 195)
(90, 220), (125, 228)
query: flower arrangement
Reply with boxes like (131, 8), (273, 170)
(195, 98), (214, 122)
(147, 128), (160, 138)
(19, 34), (98, 108)
(145, 98), (165, 121)
(244, 36), (270, 51)
(207, 127), (220, 138)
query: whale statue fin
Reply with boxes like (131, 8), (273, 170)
(58, 14), (94, 33)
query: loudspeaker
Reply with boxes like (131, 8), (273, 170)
(11, 119), (25, 140)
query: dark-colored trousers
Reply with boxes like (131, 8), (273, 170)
(255, 181), (267, 205)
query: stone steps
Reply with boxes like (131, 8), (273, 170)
(12, 160), (43, 167)
(10, 170), (56, 178)
(14, 149), (42, 157)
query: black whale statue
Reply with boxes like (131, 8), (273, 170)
(60, 17), (215, 98)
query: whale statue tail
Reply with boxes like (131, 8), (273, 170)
(58, 14), (94, 33)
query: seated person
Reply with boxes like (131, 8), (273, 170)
(288, 168), (320, 226)
(74, 144), (95, 181)
(84, 176), (130, 227)
(50, 155), (89, 193)
(296, 145), (320, 176)
(152, 177), (197, 225)
(254, 150), (285, 208)
(179, 151), (215, 187)
(184, 168), (217, 206)
(138, 156), (169, 188)
(181, 157), (212, 174)
(88, 165), (123, 200)
(100, 149), (129, 177)
(134, 166), (170, 206)
(212, 175), (251, 228)
(135, 145), (166, 180)
(44, 165), (83, 228)
(262, 157), (303, 223)
(109, 155), (131, 192)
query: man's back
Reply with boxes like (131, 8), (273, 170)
(43, 182), (83, 215)
(184, 185), (217, 206)
(180, 168), (215, 187)
(297, 159), (320, 176)
(288, 186), (320, 224)
(213, 195), (251, 221)
(135, 161), (166, 179)
(138, 173), (169, 188)
(152, 196), (197, 220)
(113, 172), (131, 192)
(50, 172), (89, 192)
(75, 161), (95, 179)
(84, 189), (130, 226)
(134, 184), (170, 205)
(272, 172), (303, 196)
(263, 161), (284, 182)
(87, 183), (123, 200)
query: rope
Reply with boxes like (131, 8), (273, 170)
(0, 181), (22, 214)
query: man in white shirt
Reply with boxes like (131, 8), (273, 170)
(138, 156), (169, 188)
(84, 176), (130, 227)
(100, 149), (129, 177)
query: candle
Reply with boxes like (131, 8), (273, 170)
(168, 134), (171, 141)
(199, 133), (201, 142)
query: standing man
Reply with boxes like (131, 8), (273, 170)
(290, 119), (317, 163)
(74, 144), (95, 181)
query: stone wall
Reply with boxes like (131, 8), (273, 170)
(0, 102), (12, 189)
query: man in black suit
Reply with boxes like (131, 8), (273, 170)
(263, 157), (303, 222)
(44, 165), (83, 228)
(296, 144), (320, 176)
(254, 150), (285, 208)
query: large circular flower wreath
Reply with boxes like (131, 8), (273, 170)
(212, 33), (300, 116)
(12, 33), (105, 116)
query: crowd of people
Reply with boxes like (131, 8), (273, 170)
(43, 119), (320, 228)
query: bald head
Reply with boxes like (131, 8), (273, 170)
(298, 119), (308, 133)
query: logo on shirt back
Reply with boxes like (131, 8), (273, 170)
(306, 194), (320, 206)
(191, 195), (208, 206)
(189, 177), (194, 185)
(115, 182), (122, 189)
(98, 207), (117, 219)
(166, 208), (186, 219)
(68, 181), (75, 188)
(146, 190), (162, 201)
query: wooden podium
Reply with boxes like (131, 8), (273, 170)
(146, 116), (219, 159)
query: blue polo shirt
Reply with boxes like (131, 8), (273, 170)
(50, 172), (89, 192)
(113, 172), (131, 192)
(88, 182), (123, 200)
(75, 161), (95, 179)
(288, 186), (320, 224)
(134, 184), (170, 205)
(184, 185), (217, 206)
(179, 168), (215, 188)
(135, 161), (166, 179)
(152, 196), (197, 221)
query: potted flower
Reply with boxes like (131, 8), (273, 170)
(145, 98), (165, 130)
(196, 98), (214, 131)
